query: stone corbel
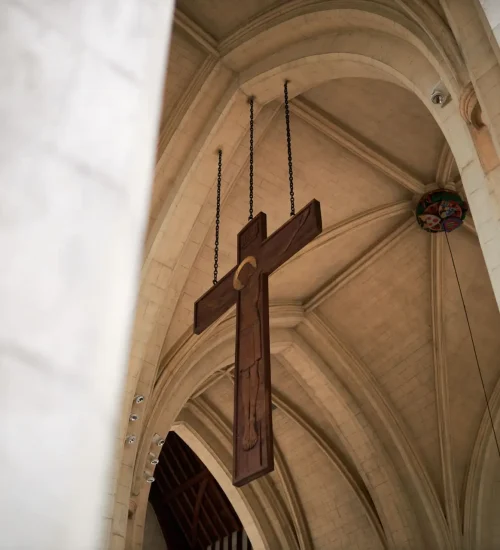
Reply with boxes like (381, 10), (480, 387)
(128, 499), (137, 520)
(460, 83), (500, 172)
(460, 83), (484, 129)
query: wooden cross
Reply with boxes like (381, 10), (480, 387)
(194, 199), (322, 486)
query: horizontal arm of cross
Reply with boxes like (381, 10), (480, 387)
(194, 266), (238, 334)
(260, 199), (322, 274)
(194, 200), (321, 335)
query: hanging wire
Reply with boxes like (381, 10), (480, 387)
(248, 97), (254, 221)
(283, 81), (296, 217)
(445, 231), (500, 458)
(213, 149), (222, 286)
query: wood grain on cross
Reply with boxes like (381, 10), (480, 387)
(194, 200), (322, 486)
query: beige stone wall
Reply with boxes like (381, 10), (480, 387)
(111, 2), (500, 550)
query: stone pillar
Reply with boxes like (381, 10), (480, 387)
(460, 83), (500, 174)
(0, 2), (174, 550)
(435, 0), (500, 311)
(478, 0), (500, 46)
(440, 0), (500, 154)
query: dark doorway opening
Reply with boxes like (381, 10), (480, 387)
(149, 432), (252, 550)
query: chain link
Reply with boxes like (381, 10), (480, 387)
(213, 149), (222, 286)
(284, 81), (295, 216)
(248, 97), (254, 221)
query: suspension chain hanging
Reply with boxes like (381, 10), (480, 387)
(248, 97), (254, 221)
(284, 81), (295, 216)
(213, 149), (222, 286)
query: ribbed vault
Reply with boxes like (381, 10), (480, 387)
(115, 3), (500, 550)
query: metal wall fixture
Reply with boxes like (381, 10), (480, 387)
(144, 472), (155, 483)
(125, 434), (137, 445)
(129, 413), (139, 422)
(148, 453), (159, 465)
(430, 83), (450, 107)
(152, 433), (165, 447)
(134, 395), (145, 404)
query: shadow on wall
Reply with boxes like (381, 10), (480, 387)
(144, 503), (168, 550)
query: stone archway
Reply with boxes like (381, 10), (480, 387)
(114, 4), (500, 550)
(131, 418), (274, 550)
(131, 305), (452, 549)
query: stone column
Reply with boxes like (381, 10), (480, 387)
(435, 0), (500, 311)
(0, 2), (174, 550)
(440, 0), (500, 154)
(478, 0), (500, 46)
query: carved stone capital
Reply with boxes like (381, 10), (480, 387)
(460, 83), (500, 173)
(459, 83), (484, 129)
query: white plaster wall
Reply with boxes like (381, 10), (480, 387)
(143, 504), (168, 550)
(0, 1), (174, 550)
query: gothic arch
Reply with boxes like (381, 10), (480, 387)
(131, 304), (452, 548)
(115, 5), (498, 549)
(141, 12), (478, 398)
(174, 407), (294, 550)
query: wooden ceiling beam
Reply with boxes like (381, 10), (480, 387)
(199, 479), (229, 540)
(152, 431), (247, 549)
(164, 444), (196, 502)
(173, 433), (201, 476)
(168, 435), (224, 545)
(191, 477), (209, 547)
(162, 469), (197, 535)
(160, 452), (198, 523)
(164, 444), (214, 545)
(163, 469), (211, 501)
(155, 463), (174, 499)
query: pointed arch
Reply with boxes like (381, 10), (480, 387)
(115, 5), (500, 549)
(174, 404), (297, 550)
(132, 304), (447, 548)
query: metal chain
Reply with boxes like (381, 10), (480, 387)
(213, 149), (222, 286)
(284, 81), (295, 216)
(248, 97), (254, 221)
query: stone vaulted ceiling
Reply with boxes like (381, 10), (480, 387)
(128, 2), (500, 550)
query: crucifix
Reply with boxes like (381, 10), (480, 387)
(194, 84), (322, 487)
(194, 199), (322, 486)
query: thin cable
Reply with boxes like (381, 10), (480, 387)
(213, 149), (222, 286)
(445, 230), (500, 458)
(248, 97), (254, 221)
(284, 81), (295, 216)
